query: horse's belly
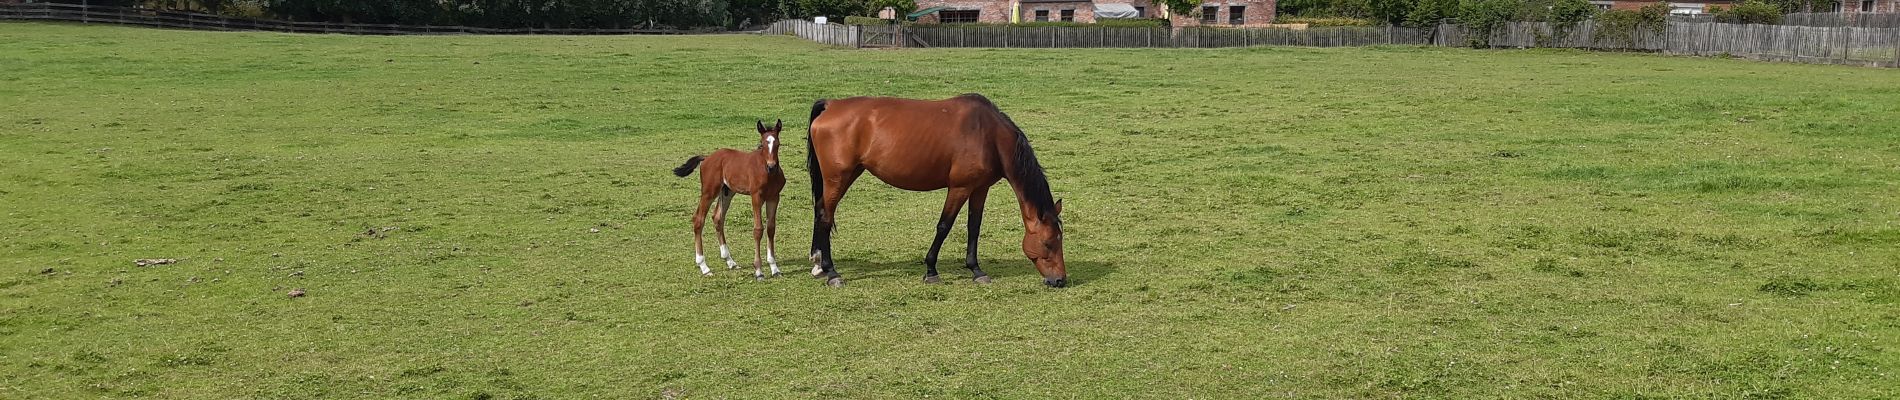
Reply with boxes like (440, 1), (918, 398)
(865, 168), (949, 192)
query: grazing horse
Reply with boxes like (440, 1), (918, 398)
(672, 120), (786, 280)
(805, 94), (1067, 288)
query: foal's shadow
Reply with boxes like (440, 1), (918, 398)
(823, 257), (1119, 287)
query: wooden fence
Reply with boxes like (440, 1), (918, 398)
(1446, 20), (1900, 67)
(904, 25), (1432, 48)
(1784, 12), (1900, 28)
(0, 2), (702, 35)
(764, 19), (862, 48)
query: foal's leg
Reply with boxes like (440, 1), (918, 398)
(965, 185), (992, 284)
(764, 199), (781, 277)
(922, 187), (973, 284)
(714, 191), (738, 270)
(750, 195), (766, 281)
(692, 190), (716, 276)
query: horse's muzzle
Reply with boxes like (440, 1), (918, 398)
(1044, 277), (1068, 288)
(765, 164), (780, 173)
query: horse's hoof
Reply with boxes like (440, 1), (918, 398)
(755, 275), (766, 282)
(702, 272), (714, 277)
(973, 275), (992, 284)
(770, 272), (782, 278)
(825, 277), (845, 287)
(923, 275), (942, 284)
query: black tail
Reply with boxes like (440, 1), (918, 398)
(807, 99), (829, 268)
(671, 155), (704, 177)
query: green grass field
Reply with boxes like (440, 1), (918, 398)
(3, 22), (1898, 399)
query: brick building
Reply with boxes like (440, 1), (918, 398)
(1842, 0), (1897, 12)
(912, 0), (1277, 26)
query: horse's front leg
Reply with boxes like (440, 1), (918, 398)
(765, 199), (781, 278)
(965, 185), (991, 284)
(923, 188), (973, 284)
(750, 196), (766, 281)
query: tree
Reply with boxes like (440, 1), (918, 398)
(1368, 0), (1417, 26)
(1156, 0), (1200, 17)
(1404, 0), (1458, 27)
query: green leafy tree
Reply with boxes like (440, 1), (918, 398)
(1457, 0), (1519, 47)
(1368, 0), (1417, 25)
(1405, 0), (1458, 27)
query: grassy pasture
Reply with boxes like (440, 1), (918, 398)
(2, 22), (1898, 399)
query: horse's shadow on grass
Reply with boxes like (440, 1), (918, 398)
(820, 257), (1118, 287)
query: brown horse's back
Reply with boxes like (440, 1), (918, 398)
(810, 95), (1008, 192)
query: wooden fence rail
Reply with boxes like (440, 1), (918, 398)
(1463, 20), (1900, 68)
(1784, 12), (1900, 28)
(903, 25), (1432, 48)
(762, 18), (1899, 68)
(764, 19), (861, 48)
(0, 2), (705, 35)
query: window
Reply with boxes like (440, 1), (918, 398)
(940, 9), (979, 23)
(1034, 9), (1049, 21)
(1134, 6), (1146, 16)
(1201, 6), (1218, 23)
(1060, 9), (1075, 21)
(1862, 0), (1875, 11)
(1589, 1), (1613, 10)
(1229, 5), (1245, 24)
(1667, 2), (1704, 14)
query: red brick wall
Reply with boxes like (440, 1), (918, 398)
(915, 0), (1015, 23)
(1167, 0), (1276, 27)
(1843, 0), (1897, 12)
(1021, 2), (1094, 22)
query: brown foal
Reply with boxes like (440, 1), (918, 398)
(672, 120), (786, 279)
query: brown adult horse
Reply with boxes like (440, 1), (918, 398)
(805, 94), (1067, 288)
(672, 120), (786, 280)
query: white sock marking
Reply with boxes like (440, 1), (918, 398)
(696, 254), (710, 275)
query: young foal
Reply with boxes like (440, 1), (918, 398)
(672, 120), (786, 279)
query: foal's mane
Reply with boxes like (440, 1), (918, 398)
(963, 94), (1059, 223)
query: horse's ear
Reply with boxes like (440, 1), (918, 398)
(756, 120), (767, 133)
(774, 119), (783, 131)
(1055, 198), (1064, 213)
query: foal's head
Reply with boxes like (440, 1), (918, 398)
(756, 119), (782, 173)
(1023, 199), (1067, 287)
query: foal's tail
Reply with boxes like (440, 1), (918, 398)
(671, 155), (705, 177)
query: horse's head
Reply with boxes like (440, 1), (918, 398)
(1022, 199), (1067, 287)
(756, 119), (782, 173)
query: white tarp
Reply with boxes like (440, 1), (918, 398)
(1093, 3), (1139, 19)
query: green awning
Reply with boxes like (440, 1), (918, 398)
(907, 6), (950, 19)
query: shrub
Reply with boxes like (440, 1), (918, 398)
(1277, 17), (1380, 26)
(1712, 0), (1782, 25)
(1593, 1), (1669, 48)
(1458, 0), (1521, 47)
(843, 16), (892, 25)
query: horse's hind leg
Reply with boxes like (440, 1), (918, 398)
(692, 189), (716, 276)
(811, 167), (862, 287)
(923, 187), (973, 284)
(714, 190), (738, 270)
(965, 185), (992, 284)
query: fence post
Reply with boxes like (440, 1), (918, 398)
(855, 24), (863, 48)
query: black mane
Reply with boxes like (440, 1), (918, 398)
(981, 98), (1059, 222)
